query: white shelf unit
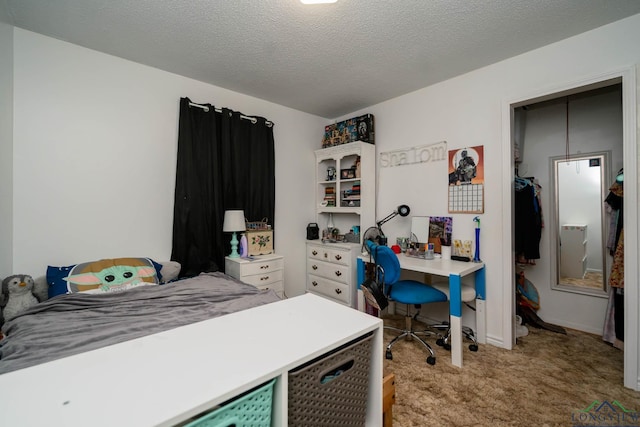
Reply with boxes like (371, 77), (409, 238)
(560, 224), (588, 279)
(0, 294), (383, 427)
(314, 141), (376, 244)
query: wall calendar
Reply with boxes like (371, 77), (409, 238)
(448, 145), (485, 213)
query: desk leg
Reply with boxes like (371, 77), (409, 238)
(449, 274), (463, 368)
(475, 267), (486, 344)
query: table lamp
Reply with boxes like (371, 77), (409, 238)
(376, 204), (410, 246)
(223, 210), (246, 258)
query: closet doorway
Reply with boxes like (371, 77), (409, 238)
(501, 68), (638, 390)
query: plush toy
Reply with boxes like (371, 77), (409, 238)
(1, 275), (39, 326)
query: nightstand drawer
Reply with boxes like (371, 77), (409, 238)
(307, 259), (350, 285)
(241, 269), (283, 287)
(254, 281), (284, 298)
(307, 274), (350, 305)
(241, 258), (284, 276)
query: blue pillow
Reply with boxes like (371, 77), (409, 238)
(46, 264), (76, 298)
(150, 259), (163, 283)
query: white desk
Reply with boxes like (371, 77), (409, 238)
(0, 294), (383, 426)
(358, 254), (485, 368)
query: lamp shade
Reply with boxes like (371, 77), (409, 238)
(223, 210), (246, 232)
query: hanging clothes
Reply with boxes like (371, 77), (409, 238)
(514, 177), (543, 264)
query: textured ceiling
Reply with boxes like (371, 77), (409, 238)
(3, 0), (640, 118)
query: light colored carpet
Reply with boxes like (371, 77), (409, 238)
(382, 315), (640, 427)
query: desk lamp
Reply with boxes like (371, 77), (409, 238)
(376, 204), (410, 246)
(223, 210), (246, 258)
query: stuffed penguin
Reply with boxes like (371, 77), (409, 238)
(1, 275), (39, 326)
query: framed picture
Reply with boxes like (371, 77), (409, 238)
(341, 168), (356, 179)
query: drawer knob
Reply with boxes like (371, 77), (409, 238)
(312, 265), (318, 270)
(260, 265), (269, 270)
(335, 288), (342, 295)
(312, 250), (318, 256)
(335, 271), (342, 277)
(312, 281), (318, 287)
(260, 276), (269, 281)
(335, 254), (342, 261)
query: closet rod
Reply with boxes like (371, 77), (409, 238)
(188, 102), (273, 127)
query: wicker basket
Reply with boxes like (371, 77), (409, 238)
(288, 332), (373, 426)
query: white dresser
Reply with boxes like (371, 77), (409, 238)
(225, 253), (284, 298)
(306, 241), (360, 308)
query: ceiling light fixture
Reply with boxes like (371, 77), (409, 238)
(301, 0), (337, 4)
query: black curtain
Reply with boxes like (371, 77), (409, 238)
(171, 97), (275, 277)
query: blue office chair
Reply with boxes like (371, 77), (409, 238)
(362, 241), (448, 365)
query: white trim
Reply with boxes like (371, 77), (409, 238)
(501, 65), (639, 390)
(622, 65), (638, 390)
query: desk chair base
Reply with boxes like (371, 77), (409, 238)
(431, 322), (479, 352)
(384, 313), (438, 365)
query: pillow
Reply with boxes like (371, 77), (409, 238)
(65, 257), (159, 294)
(47, 264), (76, 298)
(159, 261), (181, 283)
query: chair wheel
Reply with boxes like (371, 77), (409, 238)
(443, 343), (451, 351)
(436, 338), (445, 347)
(385, 349), (393, 360)
(426, 356), (436, 365)
(469, 344), (478, 352)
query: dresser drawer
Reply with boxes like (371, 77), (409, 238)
(241, 269), (283, 287)
(307, 274), (350, 305)
(307, 258), (350, 285)
(240, 258), (284, 276)
(307, 245), (351, 267)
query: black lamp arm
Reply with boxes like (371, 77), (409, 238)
(375, 204), (411, 232)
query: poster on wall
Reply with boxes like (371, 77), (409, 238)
(448, 145), (484, 213)
(428, 216), (453, 253)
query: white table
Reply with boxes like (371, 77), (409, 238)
(0, 293), (383, 426)
(358, 253), (485, 368)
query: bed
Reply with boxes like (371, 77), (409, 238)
(0, 257), (383, 426)
(0, 267), (280, 374)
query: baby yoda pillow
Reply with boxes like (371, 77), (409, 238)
(65, 257), (159, 294)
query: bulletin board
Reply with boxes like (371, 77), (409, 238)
(448, 146), (484, 213)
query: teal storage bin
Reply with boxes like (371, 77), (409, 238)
(183, 378), (276, 427)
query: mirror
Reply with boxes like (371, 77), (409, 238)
(411, 216), (430, 246)
(550, 152), (610, 296)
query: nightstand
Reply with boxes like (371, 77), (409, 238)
(225, 253), (284, 298)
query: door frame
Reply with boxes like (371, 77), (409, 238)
(501, 66), (638, 390)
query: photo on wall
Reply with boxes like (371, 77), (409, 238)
(448, 145), (485, 213)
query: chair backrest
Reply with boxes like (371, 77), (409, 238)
(366, 240), (401, 285)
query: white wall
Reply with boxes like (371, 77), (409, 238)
(10, 28), (324, 297)
(338, 14), (640, 348)
(0, 21), (13, 278)
(519, 89), (622, 334)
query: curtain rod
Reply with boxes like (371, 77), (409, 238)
(188, 102), (273, 127)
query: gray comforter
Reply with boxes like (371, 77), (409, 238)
(0, 272), (280, 374)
